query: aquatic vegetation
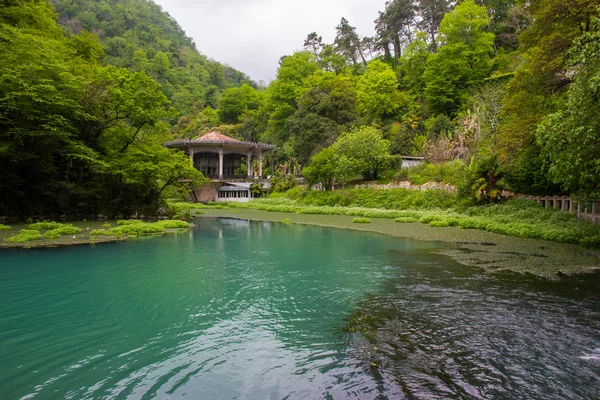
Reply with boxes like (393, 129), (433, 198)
(49, 226), (82, 235)
(353, 218), (371, 223)
(91, 220), (189, 237)
(28, 221), (65, 230)
(117, 220), (143, 226)
(5, 229), (43, 243)
(281, 218), (292, 224)
(155, 220), (191, 229)
(0, 224), (11, 230)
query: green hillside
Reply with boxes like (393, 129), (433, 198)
(52, 0), (254, 117)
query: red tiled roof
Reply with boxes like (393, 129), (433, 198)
(196, 132), (239, 142)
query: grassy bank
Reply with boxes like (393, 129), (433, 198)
(219, 188), (600, 248)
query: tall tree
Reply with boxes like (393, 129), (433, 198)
(356, 60), (401, 121)
(303, 32), (324, 56)
(416, 0), (452, 51)
(499, 0), (597, 158)
(537, 15), (600, 198)
(218, 84), (261, 124)
(383, 0), (417, 60)
(287, 73), (358, 163)
(334, 17), (367, 67)
(423, 0), (495, 115)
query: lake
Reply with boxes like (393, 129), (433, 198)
(0, 217), (598, 399)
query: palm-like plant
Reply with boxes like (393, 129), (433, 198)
(469, 153), (507, 202)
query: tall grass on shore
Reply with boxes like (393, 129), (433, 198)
(218, 192), (600, 247)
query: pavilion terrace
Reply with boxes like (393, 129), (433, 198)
(164, 132), (276, 181)
(164, 132), (276, 202)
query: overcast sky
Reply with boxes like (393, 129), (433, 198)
(153, 0), (387, 83)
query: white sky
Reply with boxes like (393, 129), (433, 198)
(153, 0), (387, 83)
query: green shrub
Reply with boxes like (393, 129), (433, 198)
(117, 220), (143, 226)
(353, 217), (371, 223)
(155, 220), (190, 229)
(28, 221), (64, 230)
(112, 224), (165, 236)
(429, 220), (450, 227)
(394, 160), (467, 186)
(48, 226), (82, 235)
(102, 222), (111, 228)
(90, 229), (110, 236)
(419, 214), (443, 223)
(43, 230), (61, 239)
(281, 218), (292, 224)
(394, 217), (419, 223)
(5, 229), (43, 243)
(0, 224), (11, 230)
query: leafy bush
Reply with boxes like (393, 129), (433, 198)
(102, 223), (111, 228)
(117, 220), (143, 226)
(155, 220), (190, 229)
(394, 217), (419, 223)
(0, 224), (11, 230)
(49, 226), (82, 235)
(395, 160), (467, 186)
(43, 230), (61, 239)
(429, 220), (450, 227)
(5, 229), (43, 243)
(28, 221), (64, 230)
(279, 186), (467, 210)
(281, 218), (292, 224)
(91, 222), (166, 237)
(353, 217), (371, 223)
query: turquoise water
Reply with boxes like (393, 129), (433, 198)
(0, 218), (599, 399)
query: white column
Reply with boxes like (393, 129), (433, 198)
(258, 147), (263, 178)
(247, 150), (253, 179)
(218, 147), (223, 180)
(189, 147), (194, 168)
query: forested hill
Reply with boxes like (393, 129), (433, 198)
(51, 0), (254, 117)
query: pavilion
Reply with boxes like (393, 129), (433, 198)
(164, 132), (276, 202)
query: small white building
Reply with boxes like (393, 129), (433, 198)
(215, 181), (270, 203)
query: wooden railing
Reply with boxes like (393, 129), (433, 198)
(519, 195), (600, 224)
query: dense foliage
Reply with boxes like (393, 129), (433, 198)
(0, 0), (205, 217)
(203, 0), (597, 199)
(2, 0), (600, 218)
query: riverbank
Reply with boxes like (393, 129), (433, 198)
(211, 190), (600, 247)
(197, 208), (600, 279)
